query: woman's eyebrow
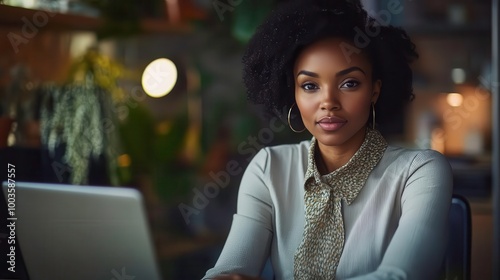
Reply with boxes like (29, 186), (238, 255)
(297, 70), (319, 78)
(296, 66), (366, 78)
(336, 66), (366, 77)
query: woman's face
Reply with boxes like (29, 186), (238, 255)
(294, 37), (381, 149)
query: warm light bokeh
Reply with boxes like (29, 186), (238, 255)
(142, 58), (178, 98)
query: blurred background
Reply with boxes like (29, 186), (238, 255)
(0, 0), (496, 279)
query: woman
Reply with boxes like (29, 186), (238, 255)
(204, 0), (452, 279)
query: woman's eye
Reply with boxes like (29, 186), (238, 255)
(301, 83), (318, 91)
(341, 80), (360, 88)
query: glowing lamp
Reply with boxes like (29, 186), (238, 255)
(142, 58), (178, 98)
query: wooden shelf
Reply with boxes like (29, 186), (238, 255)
(0, 4), (190, 34)
(141, 18), (191, 34)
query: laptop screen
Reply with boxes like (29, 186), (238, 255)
(1, 181), (162, 280)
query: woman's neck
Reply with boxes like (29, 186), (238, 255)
(316, 127), (367, 174)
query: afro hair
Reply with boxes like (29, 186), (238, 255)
(242, 0), (418, 127)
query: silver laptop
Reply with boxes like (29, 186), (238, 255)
(1, 181), (162, 280)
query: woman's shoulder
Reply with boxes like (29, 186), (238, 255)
(385, 145), (448, 161)
(385, 144), (441, 156)
(249, 139), (311, 171)
(383, 145), (452, 173)
(264, 139), (311, 154)
(250, 139), (309, 158)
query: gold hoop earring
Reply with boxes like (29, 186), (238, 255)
(371, 102), (376, 130)
(288, 103), (306, 133)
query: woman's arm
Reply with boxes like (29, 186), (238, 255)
(203, 149), (274, 279)
(346, 150), (453, 280)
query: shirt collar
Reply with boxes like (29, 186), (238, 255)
(303, 128), (388, 205)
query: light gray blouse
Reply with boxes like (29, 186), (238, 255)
(203, 138), (453, 280)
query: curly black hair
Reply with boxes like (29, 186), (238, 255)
(242, 0), (418, 126)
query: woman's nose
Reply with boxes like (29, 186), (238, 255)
(320, 88), (341, 111)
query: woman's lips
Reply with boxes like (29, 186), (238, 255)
(317, 116), (347, 132)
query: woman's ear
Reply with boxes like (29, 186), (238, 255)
(372, 79), (382, 103)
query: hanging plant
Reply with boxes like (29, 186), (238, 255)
(67, 47), (126, 101)
(40, 78), (119, 185)
(40, 49), (124, 185)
